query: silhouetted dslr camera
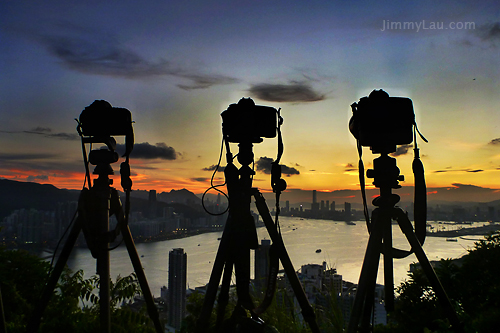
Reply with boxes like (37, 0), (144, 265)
(221, 98), (278, 143)
(79, 100), (133, 137)
(349, 89), (415, 152)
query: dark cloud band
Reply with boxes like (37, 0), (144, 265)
(488, 138), (500, 145)
(117, 142), (178, 160)
(391, 144), (413, 157)
(19, 22), (239, 89)
(248, 82), (325, 102)
(256, 156), (300, 176)
(202, 164), (226, 172)
(1, 127), (79, 141)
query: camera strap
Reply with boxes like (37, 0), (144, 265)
(271, 108), (286, 197)
(254, 108), (285, 316)
(271, 108), (286, 226)
(412, 124), (428, 246)
(357, 140), (371, 227)
(76, 119), (92, 189)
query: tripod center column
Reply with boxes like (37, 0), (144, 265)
(92, 174), (112, 333)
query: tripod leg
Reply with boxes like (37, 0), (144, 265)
(382, 215), (395, 313)
(195, 217), (233, 333)
(111, 188), (163, 332)
(253, 191), (320, 333)
(215, 259), (234, 330)
(120, 223), (164, 333)
(234, 246), (254, 310)
(26, 215), (83, 333)
(347, 217), (384, 333)
(0, 286), (6, 333)
(398, 217), (464, 333)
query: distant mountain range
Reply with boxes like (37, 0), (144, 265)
(130, 188), (201, 204)
(0, 179), (80, 220)
(0, 179), (204, 221)
(3, 179), (500, 222)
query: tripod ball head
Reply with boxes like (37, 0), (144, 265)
(367, 154), (404, 189)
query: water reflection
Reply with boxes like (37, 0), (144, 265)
(64, 217), (479, 296)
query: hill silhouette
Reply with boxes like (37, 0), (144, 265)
(130, 188), (201, 205)
(0, 179), (80, 220)
(0, 179), (205, 221)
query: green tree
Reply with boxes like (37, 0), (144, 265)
(0, 247), (157, 332)
(383, 231), (500, 333)
(181, 282), (342, 333)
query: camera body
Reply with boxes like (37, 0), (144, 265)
(349, 90), (415, 152)
(221, 98), (278, 143)
(79, 100), (133, 137)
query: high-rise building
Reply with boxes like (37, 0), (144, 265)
(149, 190), (157, 218)
(331, 201), (336, 212)
(344, 202), (351, 221)
(311, 190), (319, 214)
(168, 248), (187, 329)
(325, 200), (330, 212)
(255, 239), (271, 290)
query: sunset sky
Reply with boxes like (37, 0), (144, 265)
(1, 1), (500, 202)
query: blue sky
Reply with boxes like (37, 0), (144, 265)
(1, 0), (500, 202)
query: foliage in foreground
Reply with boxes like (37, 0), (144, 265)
(379, 231), (500, 333)
(0, 247), (156, 332)
(181, 279), (345, 333)
(5, 231), (500, 332)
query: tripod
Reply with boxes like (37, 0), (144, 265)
(346, 153), (463, 333)
(195, 142), (320, 333)
(27, 160), (163, 333)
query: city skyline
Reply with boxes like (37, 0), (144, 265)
(1, 1), (499, 201)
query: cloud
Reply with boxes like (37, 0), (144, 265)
(117, 142), (179, 160)
(202, 164), (226, 172)
(191, 177), (210, 182)
(390, 144), (413, 157)
(1, 127), (79, 140)
(0, 152), (58, 160)
(476, 22), (500, 42)
(18, 21), (238, 89)
(177, 74), (239, 90)
(450, 183), (491, 193)
(0, 153), (82, 175)
(345, 163), (357, 172)
(488, 138), (500, 145)
(255, 156), (300, 176)
(433, 168), (484, 173)
(27, 174), (50, 181)
(248, 82), (325, 102)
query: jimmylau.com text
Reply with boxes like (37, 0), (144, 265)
(381, 20), (476, 32)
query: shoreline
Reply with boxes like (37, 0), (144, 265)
(427, 224), (499, 238)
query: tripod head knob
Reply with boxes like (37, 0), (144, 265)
(368, 154), (402, 189)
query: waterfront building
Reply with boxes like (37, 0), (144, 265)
(254, 239), (272, 290)
(168, 248), (187, 330)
